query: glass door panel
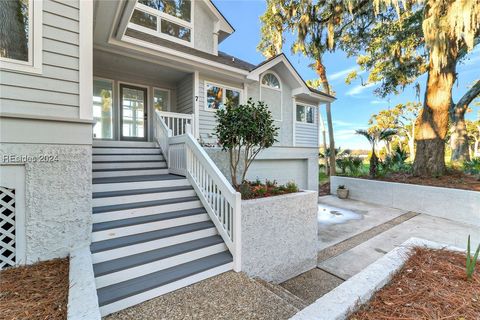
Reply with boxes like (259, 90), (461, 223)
(93, 79), (114, 139)
(120, 84), (147, 140)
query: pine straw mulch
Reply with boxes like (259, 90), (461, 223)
(370, 171), (480, 192)
(0, 258), (69, 320)
(349, 247), (480, 320)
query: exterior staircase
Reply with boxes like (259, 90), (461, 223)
(91, 140), (233, 316)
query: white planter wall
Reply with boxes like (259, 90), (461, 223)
(240, 191), (318, 283)
(330, 176), (480, 227)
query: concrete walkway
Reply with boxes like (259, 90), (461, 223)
(317, 196), (480, 280)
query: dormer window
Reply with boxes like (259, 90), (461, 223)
(261, 73), (281, 90)
(129, 0), (193, 45)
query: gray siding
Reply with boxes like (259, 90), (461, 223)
(0, 0), (80, 119)
(198, 78), (217, 144)
(193, 2), (215, 54)
(175, 74), (193, 114)
(295, 122), (319, 146)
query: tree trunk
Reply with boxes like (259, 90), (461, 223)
(450, 112), (470, 163)
(413, 58), (456, 176)
(314, 59), (336, 176)
(450, 80), (480, 163)
(475, 139), (479, 158)
(369, 147), (378, 178)
(408, 127), (415, 161)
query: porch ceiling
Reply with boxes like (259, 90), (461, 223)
(94, 49), (189, 84)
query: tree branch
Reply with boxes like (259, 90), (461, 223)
(451, 80), (480, 117)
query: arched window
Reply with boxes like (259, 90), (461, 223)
(261, 73), (281, 89)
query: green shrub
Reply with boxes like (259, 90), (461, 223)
(239, 179), (299, 199)
(464, 158), (480, 176)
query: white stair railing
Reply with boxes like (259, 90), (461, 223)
(153, 115), (242, 271)
(158, 111), (195, 137)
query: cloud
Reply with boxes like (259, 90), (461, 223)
(332, 120), (364, 127)
(346, 82), (376, 96)
(329, 67), (366, 81)
(370, 100), (385, 105)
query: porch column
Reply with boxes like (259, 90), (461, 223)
(193, 71), (200, 139)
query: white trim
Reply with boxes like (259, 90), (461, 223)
(130, 1), (194, 47)
(202, 0), (234, 34)
(259, 71), (283, 121)
(0, 165), (26, 266)
(193, 71), (200, 138)
(292, 97), (296, 146)
(295, 103), (317, 125)
(93, 77), (116, 140)
(117, 80), (150, 141)
(0, 0), (42, 74)
(113, 37), (250, 76)
(153, 87), (171, 112)
(79, 0), (93, 120)
(204, 81), (243, 112)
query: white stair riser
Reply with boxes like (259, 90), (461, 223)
(93, 155), (164, 162)
(92, 168), (169, 178)
(93, 201), (203, 223)
(92, 179), (188, 192)
(93, 140), (156, 148)
(99, 263), (233, 317)
(92, 213), (209, 241)
(93, 148), (161, 155)
(92, 228), (218, 263)
(93, 161), (166, 170)
(95, 244), (228, 289)
(92, 189), (196, 207)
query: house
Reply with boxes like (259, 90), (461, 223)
(0, 0), (334, 316)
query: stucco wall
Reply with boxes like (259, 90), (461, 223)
(330, 176), (480, 227)
(0, 144), (92, 263)
(204, 147), (319, 191)
(241, 191), (318, 283)
(193, 2), (215, 54)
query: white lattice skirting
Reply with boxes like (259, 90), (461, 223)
(0, 186), (16, 269)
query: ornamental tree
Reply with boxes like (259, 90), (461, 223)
(215, 99), (278, 188)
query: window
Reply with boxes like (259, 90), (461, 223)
(261, 73), (281, 89)
(0, 0), (42, 73)
(131, 9), (157, 30)
(296, 104), (315, 124)
(93, 80), (114, 139)
(153, 88), (170, 111)
(138, 0), (191, 22)
(206, 83), (242, 111)
(130, 0), (193, 44)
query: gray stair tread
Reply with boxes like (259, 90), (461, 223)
(93, 235), (224, 277)
(93, 146), (159, 149)
(93, 186), (193, 198)
(92, 174), (184, 184)
(90, 221), (215, 253)
(93, 207), (207, 232)
(97, 251), (233, 306)
(92, 160), (166, 163)
(93, 196), (199, 214)
(93, 152), (161, 155)
(92, 166), (166, 172)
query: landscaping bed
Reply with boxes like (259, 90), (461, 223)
(349, 247), (479, 319)
(238, 179), (299, 199)
(361, 170), (480, 192)
(0, 258), (69, 320)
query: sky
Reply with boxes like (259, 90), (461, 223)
(213, 0), (480, 150)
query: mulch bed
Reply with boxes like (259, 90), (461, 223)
(0, 258), (69, 320)
(349, 247), (480, 320)
(364, 171), (480, 192)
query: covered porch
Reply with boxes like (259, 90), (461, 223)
(92, 49), (196, 142)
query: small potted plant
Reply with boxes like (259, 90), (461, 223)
(337, 185), (349, 199)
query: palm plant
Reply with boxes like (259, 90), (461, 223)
(319, 147), (351, 174)
(356, 128), (397, 177)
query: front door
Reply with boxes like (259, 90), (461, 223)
(120, 84), (148, 141)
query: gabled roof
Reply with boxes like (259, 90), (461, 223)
(205, 0), (235, 40)
(247, 54), (336, 101)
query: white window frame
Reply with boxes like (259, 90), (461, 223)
(259, 71), (283, 121)
(204, 81), (243, 112)
(118, 80), (150, 141)
(93, 77), (116, 140)
(296, 103), (317, 125)
(128, 1), (194, 47)
(0, 0), (42, 74)
(260, 72), (282, 91)
(153, 87), (171, 112)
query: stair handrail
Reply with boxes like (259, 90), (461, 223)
(157, 110), (195, 137)
(154, 110), (172, 162)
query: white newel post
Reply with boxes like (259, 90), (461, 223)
(233, 192), (242, 272)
